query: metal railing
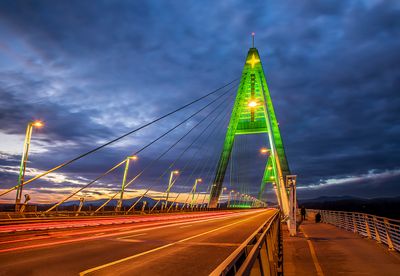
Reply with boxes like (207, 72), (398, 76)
(0, 207), (226, 221)
(314, 210), (400, 252)
(210, 210), (282, 276)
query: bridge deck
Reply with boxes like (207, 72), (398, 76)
(0, 210), (274, 275)
(283, 218), (400, 276)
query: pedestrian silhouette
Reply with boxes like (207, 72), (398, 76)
(301, 206), (306, 221)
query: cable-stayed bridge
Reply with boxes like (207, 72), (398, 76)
(1, 41), (399, 276)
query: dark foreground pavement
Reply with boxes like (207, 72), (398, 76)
(284, 219), (400, 276)
(0, 209), (275, 276)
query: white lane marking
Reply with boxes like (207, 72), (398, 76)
(118, 233), (147, 239)
(80, 210), (270, 275)
(116, 239), (144, 243)
(301, 226), (325, 276)
(179, 224), (193, 228)
(1, 211), (264, 254)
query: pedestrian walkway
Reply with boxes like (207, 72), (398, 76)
(283, 217), (400, 275)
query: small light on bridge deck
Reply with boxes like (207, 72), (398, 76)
(196, 178), (202, 182)
(129, 155), (138, 160)
(267, 166), (272, 170)
(260, 148), (269, 154)
(173, 170), (179, 174)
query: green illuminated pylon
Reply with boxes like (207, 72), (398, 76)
(209, 45), (290, 214)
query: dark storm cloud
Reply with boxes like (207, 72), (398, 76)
(0, 0), (399, 201)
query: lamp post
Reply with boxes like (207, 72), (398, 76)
(234, 192), (240, 207)
(116, 155), (138, 211)
(227, 190), (234, 208)
(218, 187), (227, 208)
(15, 120), (43, 211)
(165, 170), (179, 204)
(190, 178), (202, 207)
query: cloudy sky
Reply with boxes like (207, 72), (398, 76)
(0, 0), (399, 205)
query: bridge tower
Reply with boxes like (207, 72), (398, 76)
(209, 36), (293, 219)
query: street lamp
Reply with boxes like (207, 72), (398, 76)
(227, 190), (234, 208)
(116, 155), (138, 211)
(165, 170), (179, 203)
(217, 187), (227, 208)
(15, 120), (43, 211)
(235, 192), (240, 207)
(190, 178), (202, 207)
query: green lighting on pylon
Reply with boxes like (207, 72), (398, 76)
(209, 39), (290, 208)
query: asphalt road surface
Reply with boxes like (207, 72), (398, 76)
(0, 209), (276, 276)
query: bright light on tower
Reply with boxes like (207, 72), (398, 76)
(248, 101), (257, 108)
(173, 170), (179, 174)
(260, 148), (269, 154)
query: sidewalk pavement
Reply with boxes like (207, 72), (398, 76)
(283, 217), (400, 276)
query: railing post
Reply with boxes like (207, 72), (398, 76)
(259, 235), (272, 275)
(352, 213), (357, 233)
(364, 214), (372, 239)
(373, 216), (381, 244)
(383, 218), (395, 251)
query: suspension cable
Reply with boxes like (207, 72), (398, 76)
(45, 86), (235, 212)
(154, 93), (235, 208)
(0, 78), (239, 198)
(126, 91), (235, 212)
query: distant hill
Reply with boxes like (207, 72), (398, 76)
(299, 196), (400, 220)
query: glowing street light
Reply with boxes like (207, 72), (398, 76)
(116, 155), (139, 211)
(190, 178), (202, 207)
(227, 190), (235, 208)
(32, 121), (44, 127)
(165, 170), (179, 203)
(15, 121), (44, 211)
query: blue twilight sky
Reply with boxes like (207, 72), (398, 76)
(0, 0), (399, 204)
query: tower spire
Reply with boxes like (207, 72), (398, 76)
(251, 32), (255, 48)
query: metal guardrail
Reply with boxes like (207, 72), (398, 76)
(312, 210), (400, 252)
(0, 208), (221, 220)
(211, 210), (282, 276)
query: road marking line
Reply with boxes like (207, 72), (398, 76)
(179, 224), (193, 228)
(118, 233), (147, 239)
(182, 242), (241, 247)
(0, 210), (263, 254)
(300, 226), (324, 276)
(116, 239), (144, 243)
(79, 211), (269, 275)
